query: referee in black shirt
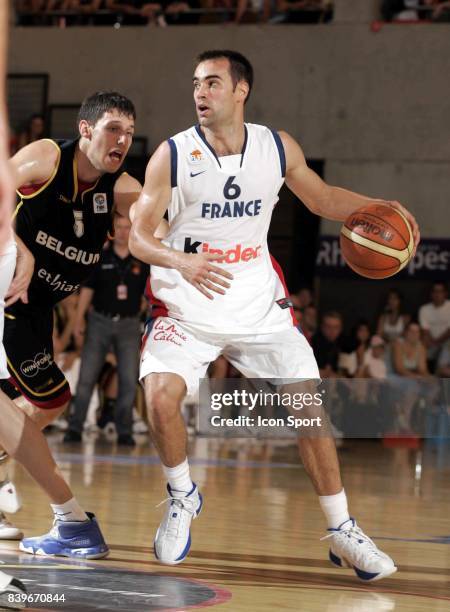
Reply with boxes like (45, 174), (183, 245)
(64, 216), (148, 445)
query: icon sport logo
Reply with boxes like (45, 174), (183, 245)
(190, 170), (206, 178)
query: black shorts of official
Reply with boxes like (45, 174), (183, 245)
(0, 307), (71, 409)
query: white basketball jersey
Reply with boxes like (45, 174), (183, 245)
(149, 123), (296, 334)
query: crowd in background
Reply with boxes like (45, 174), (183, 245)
(294, 282), (450, 379)
(381, 0), (450, 22)
(14, 0), (334, 26)
(13, 1), (450, 26)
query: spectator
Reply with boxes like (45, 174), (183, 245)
(425, 0), (450, 21)
(272, 0), (330, 24)
(339, 320), (372, 377)
(376, 289), (410, 343)
(311, 310), (344, 377)
(234, 0), (272, 24)
(16, 113), (45, 150)
(393, 321), (430, 378)
(418, 281), (450, 372)
(64, 216), (148, 446)
(302, 304), (317, 343)
(105, 0), (164, 26)
(291, 286), (313, 310)
(381, 0), (422, 21)
(360, 335), (387, 380)
(161, 0), (191, 24)
(436, 340), (450, 376)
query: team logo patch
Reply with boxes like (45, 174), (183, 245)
(276, 298), (293, 310)
(93, 193), (108, 213)
(189, 149), (204, 164)
(73, 210), (84, 238)
(20, 351), (53, 378)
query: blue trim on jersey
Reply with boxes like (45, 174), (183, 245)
(239, 125), (248, 168)
(271, 129), (286, 178)
(168, 138), (177, 187)
(195, 124), (249, 169)
(195, 125), (222, 168)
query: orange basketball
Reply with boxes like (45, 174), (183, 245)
(340, 204), (414, 279)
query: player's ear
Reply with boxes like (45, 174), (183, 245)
(236, 80), (249, 104)
(79, 119), (92, 140)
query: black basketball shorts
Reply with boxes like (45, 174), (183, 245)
(1, 306), (71, 409)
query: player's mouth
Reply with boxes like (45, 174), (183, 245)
(108, 150), (124, 163)
(197, 104), (210, 117)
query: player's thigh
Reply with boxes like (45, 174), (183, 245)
(140, 317), (221, 399)
(2, 310), (71, 410)
(225, 326), (320, 381)
(0, 244), (17, 380)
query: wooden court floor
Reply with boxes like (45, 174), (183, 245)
(0, 435), (449, 611)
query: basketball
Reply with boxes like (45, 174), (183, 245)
(340, 204), (414, 279)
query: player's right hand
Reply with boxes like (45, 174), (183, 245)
(5, 241), (34, 306)
(178, 253), (233, 300)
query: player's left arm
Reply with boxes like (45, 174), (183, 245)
(114, 171), (169, 243)
(113, 172), (142, 220)
(280, 131), (420, 254)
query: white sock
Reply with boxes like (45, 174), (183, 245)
(50, 498), (88, 522)
(162, 458), (193, 496)
(319, 489), (350, 529)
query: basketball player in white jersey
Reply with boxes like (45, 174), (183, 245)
(0, 2), (28, 606)
(130, 50), (420, 581)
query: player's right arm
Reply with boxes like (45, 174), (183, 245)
(129, 141), (233, 300)
(10, 139), (60, 190)
(5, 140), (60, 305)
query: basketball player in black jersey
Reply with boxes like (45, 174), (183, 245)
(0, 92), (143, 559)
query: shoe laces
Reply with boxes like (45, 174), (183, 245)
(321, 521), (382, 558)
(156, 493), (197, 539)
(49, 516), (63, 538)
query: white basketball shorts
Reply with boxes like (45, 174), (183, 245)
(140, 316), (320, 396)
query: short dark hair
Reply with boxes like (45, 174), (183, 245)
(432, 281), (447, 291)
(323, 310), (343, 322)
(195, 50), (254, 103)
(77, 91), (136, 126)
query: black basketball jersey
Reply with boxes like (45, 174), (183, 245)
(11, 139), (123, 311)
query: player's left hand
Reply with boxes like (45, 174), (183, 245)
(5, 239), (35, 306)
(387, 200), (420, 257)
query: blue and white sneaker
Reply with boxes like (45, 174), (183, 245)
(322, 518), (397, 582)
(154, 483), (203, 565)
(19, 512), (109, 559)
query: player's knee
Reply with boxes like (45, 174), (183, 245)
(34, 402), (69, 429)
(146, 385), (181, 429)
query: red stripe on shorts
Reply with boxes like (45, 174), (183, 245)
(270, 255), (297, 326)
(145, 275), (169, 319)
